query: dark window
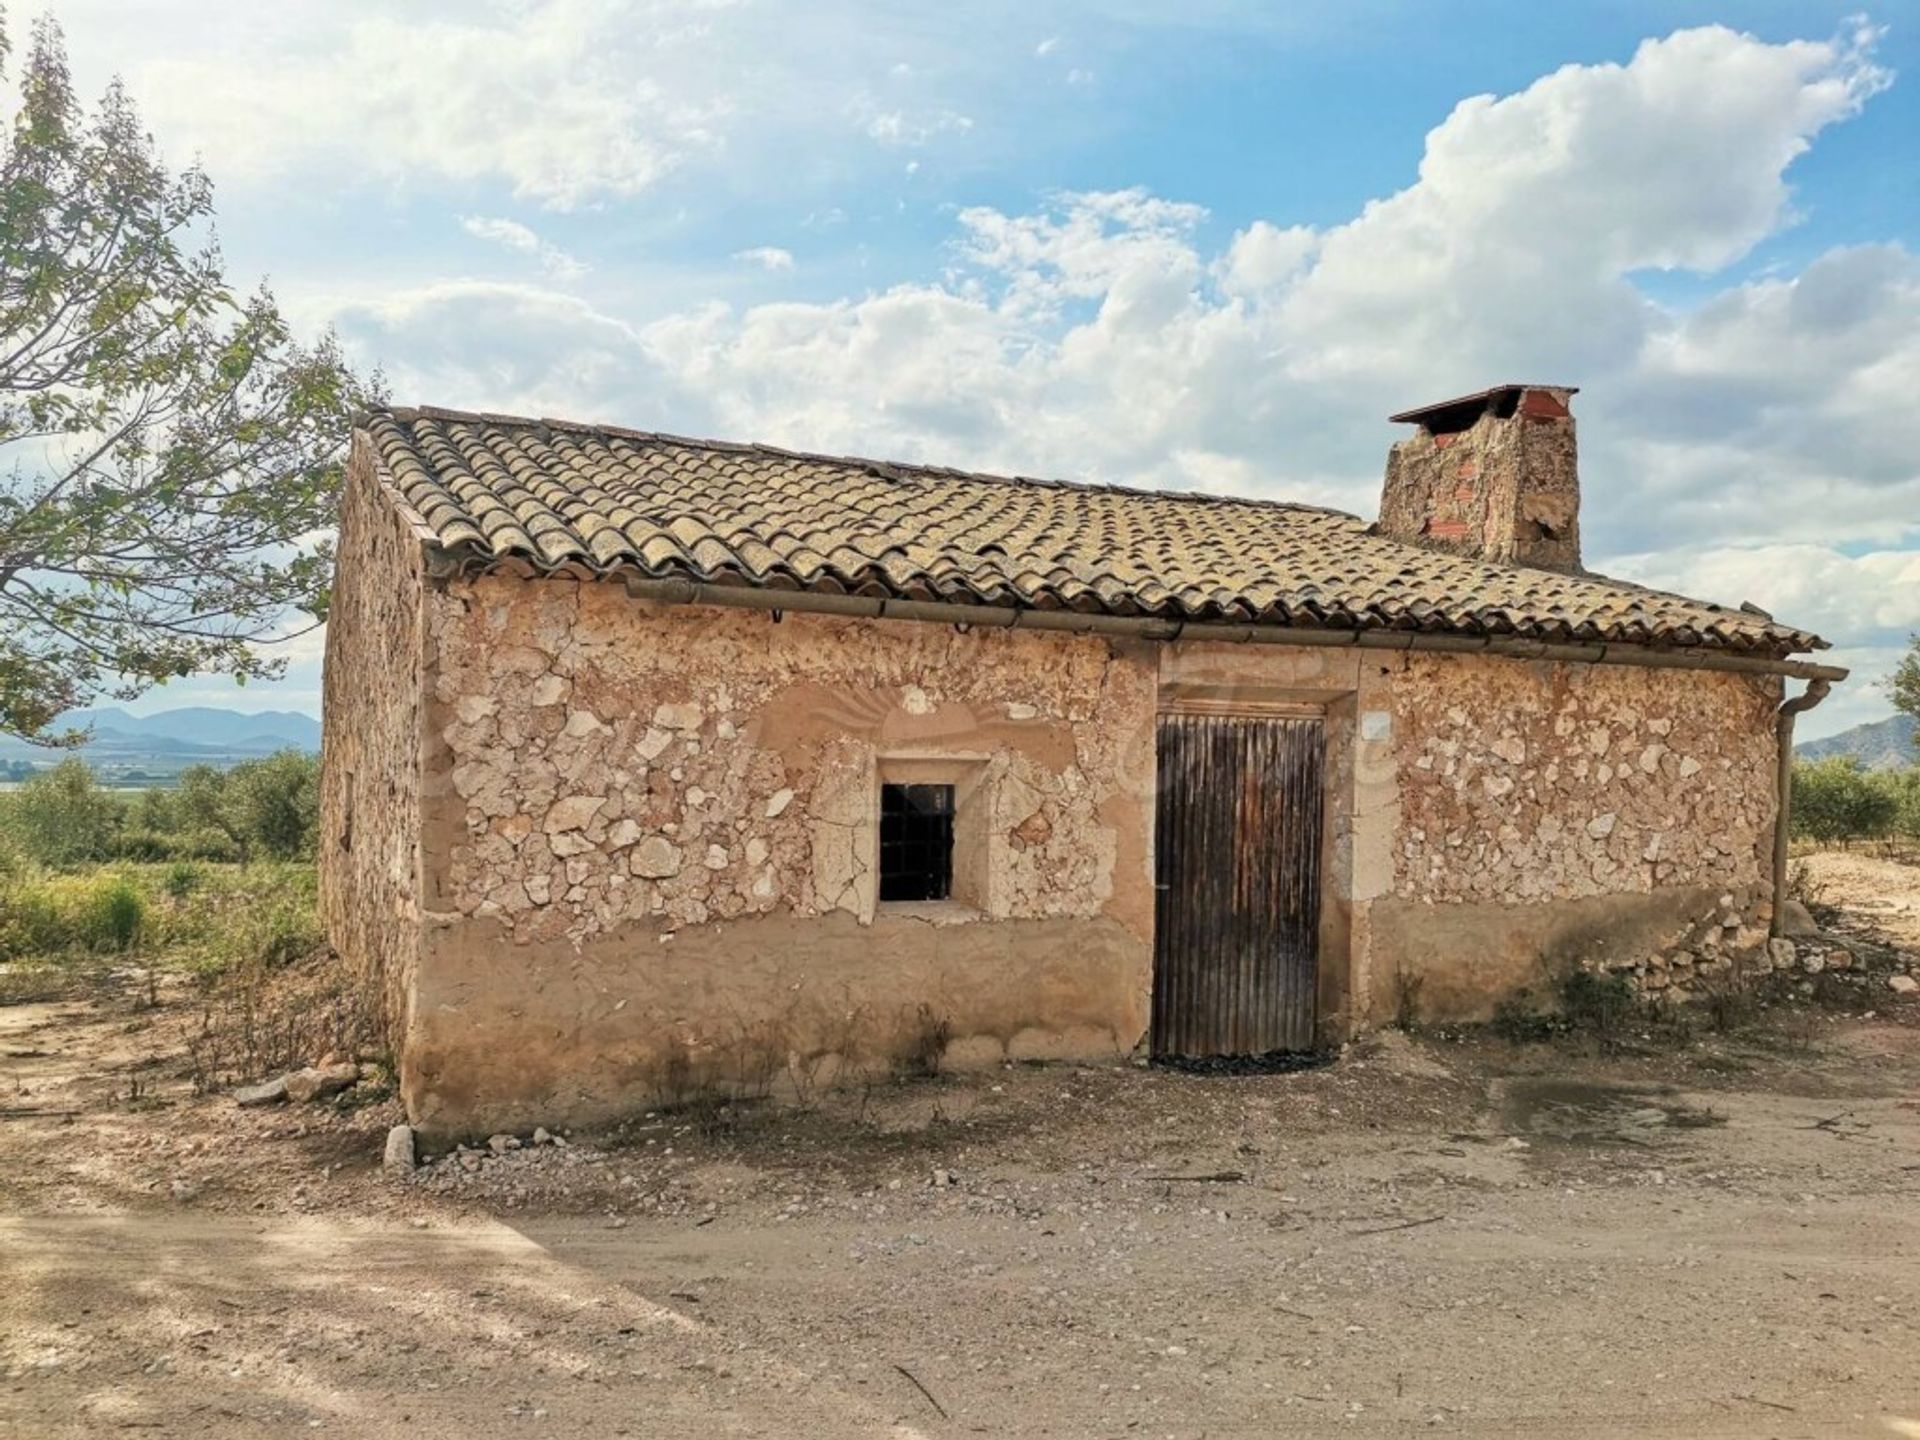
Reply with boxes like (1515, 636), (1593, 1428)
(880, 783), (954, 902)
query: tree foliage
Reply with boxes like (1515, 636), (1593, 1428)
(5, 755), (117, 864)
(219, 750), (319, 860)
(1890, 634), (1920, 755)
(1790, 756), (1900, 848)
(0, 751), (319, 866)
(0, 15), (374, 739)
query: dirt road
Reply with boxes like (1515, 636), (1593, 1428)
(5, 851), (1920, 1437)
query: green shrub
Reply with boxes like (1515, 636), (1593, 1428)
(2, 758), (121, 867)
(1886, 766), (1920, 846)
(176, 827), (242, 863)
(236, 887), (323, 969)
(1792, 757), (1898, 847)
(0, 755), (320, 868)
(82, 876), (145, 951)
(173, 766), (235, 840)
(0, 870), (147, 956)
(126, 788), (177, 836)
(110, 828), (178, 862)
(143, 861), (321, 974)
(0, 861), (315, 970)
(1556, 969), (1634, 1036)
(222, 751), (320, 861)
(0, 880), (68, 956)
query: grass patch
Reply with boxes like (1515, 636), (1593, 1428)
(0, 861), (321, 1002)
(1490, 970), (1665, 1049)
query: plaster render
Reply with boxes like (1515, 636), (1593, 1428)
(324, 557), (1791, 1132)
(1381, 654), (1782, 1018)
(401, 581), (1158, 1135)
(1391, 655), (1778, 906)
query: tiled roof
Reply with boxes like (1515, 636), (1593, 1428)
(359, 406), (1824, 657)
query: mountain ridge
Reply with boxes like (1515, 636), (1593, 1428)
(0, 705), (321, 768)
(1796, 713), (1916, 771)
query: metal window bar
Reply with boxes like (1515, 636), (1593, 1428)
(879, 782), (954, 902)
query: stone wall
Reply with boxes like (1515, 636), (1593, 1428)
(322, 481), (1795, 1127)
(1372, 654), (1782, 1018)
(319, 442), (428, 1049)
(1393, 655), (1777, 904)
(406, 579), (1158, 1136)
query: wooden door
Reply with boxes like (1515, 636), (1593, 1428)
(1151, 713), (1323, 1057)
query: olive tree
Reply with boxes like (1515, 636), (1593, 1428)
(0, 15), (373, 740)
(1791, 756), (1897, 848)
(1891, 635), (1920, 756)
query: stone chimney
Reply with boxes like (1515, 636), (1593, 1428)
(1378, 384), (1581, 572)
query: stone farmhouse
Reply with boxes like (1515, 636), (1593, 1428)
(320, 385), (1843, 1138)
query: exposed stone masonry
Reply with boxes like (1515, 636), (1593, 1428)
(319, 449), (427, 1049)
(423, 579), (1155, 949)
(1392, 654), (1782, 996)
(1381, 385), (1582, 572)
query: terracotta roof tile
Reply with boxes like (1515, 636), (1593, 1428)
(360, 406), (1825, 657)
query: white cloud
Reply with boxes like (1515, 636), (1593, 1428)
(623, 27), (1909, 548)
(110, 2), (736, 209)
(320, 23), (1915, 723)
(460, 216), (588, 281)
(851, 99), (975, 148)
(1601, 544), (1920, 730)
(1272, 23), (1889, 393)
(732, 246), (796, 272)
(1035, 37), (1061, 58)
(1215, 221), (1317, 298)
(461, 217), (543, 254)
(1607, 543), (1920, 637)
(50, 0), (1130, 214)
(332, 282), (649, 420)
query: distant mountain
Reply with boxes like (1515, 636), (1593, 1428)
(55, 706), (321, 749)
(1796, 713), (1917, 771)
(0, 705), (320, 771)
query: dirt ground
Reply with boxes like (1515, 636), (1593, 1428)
(5, 851), (1920, 1438)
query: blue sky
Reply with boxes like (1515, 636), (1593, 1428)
(48, 1), (1920, 739)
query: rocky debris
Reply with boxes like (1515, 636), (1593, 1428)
(1779, 900), (1821, 939)
(383, 1125), (416, 1173)
(1889, 974), (1918, 997)
(407, 1129), (624, 1207)
(284, 1062), (362, 1104)
(240, 1058), (383, 1109)
(1595, 909), (1920, 1006)
(234, 1076), (289, 1107)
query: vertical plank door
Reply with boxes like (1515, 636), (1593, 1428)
(1152, 714), (1323, 1057)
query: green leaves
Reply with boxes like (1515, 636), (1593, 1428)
(0, 14), (376, 740)
(1890, 636), (1920, 752)
(1790, 755), (1902, 847)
